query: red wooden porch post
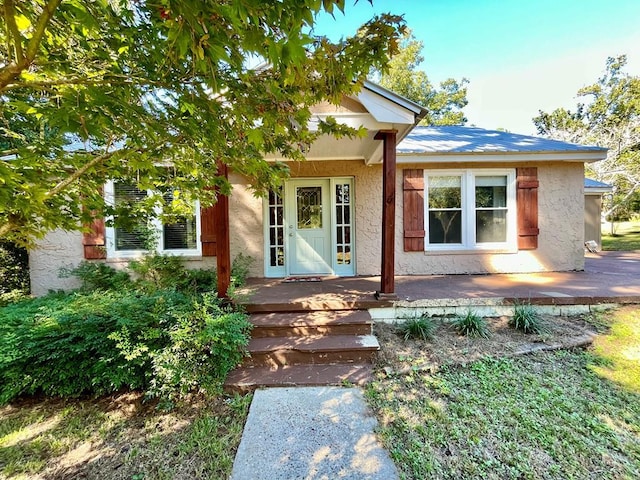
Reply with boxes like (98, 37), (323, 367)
(374, 129), (398, 299)
(214, 161), (231, 299)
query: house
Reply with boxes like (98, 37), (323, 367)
(29, 82), (608, 297)
(584, 178), (613, 249)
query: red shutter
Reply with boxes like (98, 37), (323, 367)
(83, 218), (106, 259)
(200, 203), (217, 256)
(517, 167), (539, 250)
(403, 169), (425, 251)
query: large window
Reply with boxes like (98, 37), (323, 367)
(105, 181), (201, 257)
(425, 169), (516, 251)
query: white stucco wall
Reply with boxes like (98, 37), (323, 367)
(29, 229), (85, 296)
(29, 231), (218, 296)
(394, 161), (585, 274)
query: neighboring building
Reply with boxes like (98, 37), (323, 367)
(29, 83), (607, 296)
(584, 178), (613, 250)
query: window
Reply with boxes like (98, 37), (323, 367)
(105, 181), (201, 257)
(424, 169), (516, 251)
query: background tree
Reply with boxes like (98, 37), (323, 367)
(376, 30), (468, 125)
(0, 0), (406, 245)
(533, 55), (640, 220)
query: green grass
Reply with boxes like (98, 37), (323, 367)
(602, 220), (640, 250)
(367, 307), (640, 480)
(591, 306), (640, 394)
(0, 393), (251, 479)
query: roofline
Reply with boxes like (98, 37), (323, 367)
(397, 149), (608, 163)
(585, 187), (614, 194)
(362, 80), (428, 123)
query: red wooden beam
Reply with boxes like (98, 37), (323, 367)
(214, 161), (231, 299)
(374, 130), (397, 298)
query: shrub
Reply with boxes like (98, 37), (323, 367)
(0, 241), (29, 295)
(60, 261), (132, 291)
(511, 302), (548, 334)
(230, 252), (254, 287)
(452, 310), (490, 338)
(128, 253), (189, 292)
(399, 315), (436, 341)
(0, 290), (251, 404)
(148, 293), (252, 405)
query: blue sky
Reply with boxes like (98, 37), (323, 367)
(313, 0), (640, 134)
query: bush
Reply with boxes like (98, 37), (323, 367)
(148, 293), (252, 405)
(128, 253), (189, 292)
(399, 315), (436, 341)
(452, 310), (490, 338)
(0, 241), (29, 295)
(511, 302), (548, 334)
(0, 290), (251, 404)
(60, 261), (132, 291)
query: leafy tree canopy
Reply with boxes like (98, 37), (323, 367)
(533, 55), (640, 218)
(376, 30), (468, 125)
(0, 0), (406, 244)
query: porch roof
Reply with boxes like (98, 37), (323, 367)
(397, 126), (608, 163)
(265, 81), (428, 164)
(585, 178), (614, 194)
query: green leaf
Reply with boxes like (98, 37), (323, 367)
(15, 14), (31, 32)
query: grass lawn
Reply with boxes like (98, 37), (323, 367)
(367, 307), (640, 480)
(602, 220), (640, 250)
(0, 392), (251, 479)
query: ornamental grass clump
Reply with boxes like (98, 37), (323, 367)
(398, 315), (436, 341)
(452, 310), (490, 338)
(511, 302), (548, 334)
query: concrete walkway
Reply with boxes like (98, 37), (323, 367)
(230, 387), (398, 480)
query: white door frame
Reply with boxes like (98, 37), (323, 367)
(263, 177), (355, 277)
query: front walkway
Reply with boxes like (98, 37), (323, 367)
(238, 252), (640, 311)
(230, 387), (399, 480)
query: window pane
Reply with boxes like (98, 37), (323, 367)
(429, 176), (461, 209)
(297, 186), (322, 229)
(115, 226), (147, 250)
(162, 190), (197, 250)
(163, 216), (197, 250)
(476, 176), (507, 208)
(429, 211), (462, 244)
(476, 210), (507, 243)
(114, 182), (147, 251)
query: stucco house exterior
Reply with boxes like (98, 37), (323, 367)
(584, 178), (613, 249)
(29, 82), (608, 296)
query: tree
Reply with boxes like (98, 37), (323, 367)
(0, 0), (406, 244)
(533, 55), (640, 219)
(376, 31), (468, 125)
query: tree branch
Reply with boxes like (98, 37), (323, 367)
(3, 0), (25, 62)
(45, 150), (119, 199)
(0, 0), (62, 91)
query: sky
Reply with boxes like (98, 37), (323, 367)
(312, 0), (640, 134)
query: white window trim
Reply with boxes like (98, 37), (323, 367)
(424, 168), (517, 253)
(104, 180), (202, 259)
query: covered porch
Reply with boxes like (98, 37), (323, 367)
(237, 251), (640, 314)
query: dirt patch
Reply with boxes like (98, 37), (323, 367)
(374, 314), (598, 375)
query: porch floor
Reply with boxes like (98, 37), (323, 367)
(238, 251), (640, 311)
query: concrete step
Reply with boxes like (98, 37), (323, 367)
(244, 334), (380, 368)
(250, 310), (373, 338)
(224, 364), (374, 394)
